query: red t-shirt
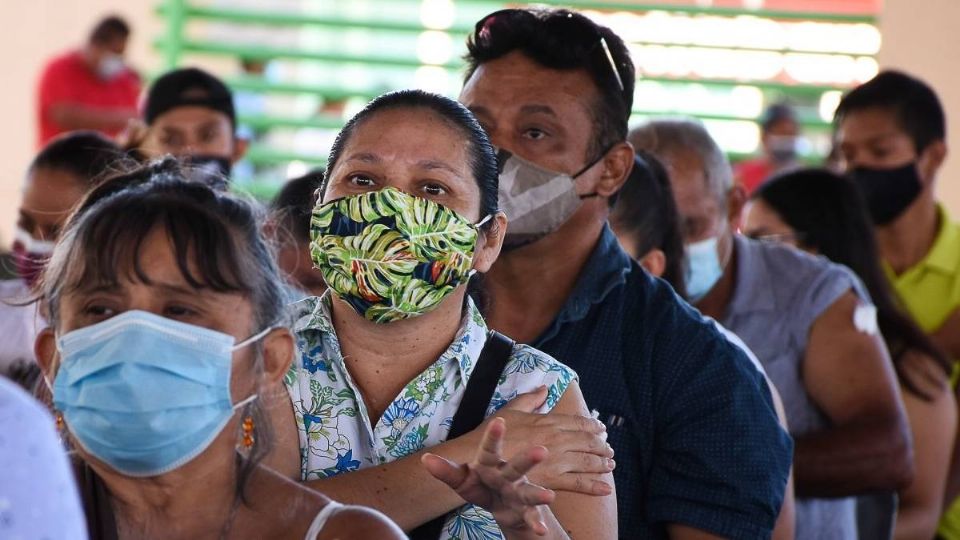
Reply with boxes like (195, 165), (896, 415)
(36, 50), (141, 147)
(734, 158), (775, 196)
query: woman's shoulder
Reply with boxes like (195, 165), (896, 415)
(490, 341), (579, 414)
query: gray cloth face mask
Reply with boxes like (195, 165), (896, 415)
(496, 149), (604, 249)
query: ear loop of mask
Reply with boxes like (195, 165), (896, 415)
(573, 144), (617, 200)
(230, 324), (280, 407)
(467, 214), (494, 279)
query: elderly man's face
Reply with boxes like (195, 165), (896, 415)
(662, 150), (727, 244)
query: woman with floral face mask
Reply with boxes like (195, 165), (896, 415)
(34, 160), (405, 539)
(288, 90), (616, 539)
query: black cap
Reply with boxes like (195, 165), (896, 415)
(144, 67), (235, 127)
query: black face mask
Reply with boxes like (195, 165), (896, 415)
(180, 154), (232, 191)
(849, 162), (923, 225)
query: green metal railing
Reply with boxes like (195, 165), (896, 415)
(154, 0), (877, 185)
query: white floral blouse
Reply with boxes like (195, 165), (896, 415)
(284, 293), (577, 540)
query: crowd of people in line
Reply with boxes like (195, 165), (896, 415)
(2, 7), (960, 540)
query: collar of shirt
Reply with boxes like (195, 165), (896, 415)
(917, 204), (960, 275)
(726, 235), (776, 315)
(535, 224), (633, 346)
(292, 292), (488, 387)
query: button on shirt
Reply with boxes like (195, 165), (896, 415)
(722, 235), (867, 540)
(533, 226), (793, 539)
(287, 293), (576, 540)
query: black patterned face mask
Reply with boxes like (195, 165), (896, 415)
(849, 162), (923, 225)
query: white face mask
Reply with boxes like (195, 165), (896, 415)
(495, 149), (604, 249)
(97, 53), (125, 80)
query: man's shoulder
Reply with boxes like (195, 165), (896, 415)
(616, 267), (757, 377)
(41, 50), (82, 78)
(744, 237), (857, 298)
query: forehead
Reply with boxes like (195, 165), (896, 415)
(662, 152), (717, 215)
(337, 108), (471, 172)
(836, 106), (904, 145)
(151, 106), (231, 131)
(743, 199), (792, 233)
(460, 51), (598, 123)
(22, 168), (86, 218)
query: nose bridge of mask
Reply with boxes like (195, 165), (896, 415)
(14, 226), (56, 255)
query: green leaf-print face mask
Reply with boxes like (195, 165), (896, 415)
(310, 187), (490, 324)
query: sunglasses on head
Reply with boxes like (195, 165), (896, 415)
(474, 9), (626, 95)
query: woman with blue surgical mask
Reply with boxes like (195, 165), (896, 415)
(33, 159), (405, 539)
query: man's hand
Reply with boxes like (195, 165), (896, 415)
(423, 418), (556, 536)
(489, 386), (615, 496)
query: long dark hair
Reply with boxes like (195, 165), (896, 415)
(753, 168), (950, 399)
(610, 152), (687, 297)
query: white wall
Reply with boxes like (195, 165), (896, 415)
(0, 0), (158, 246)
(878, 0), (960, 215)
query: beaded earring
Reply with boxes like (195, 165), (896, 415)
(241, 416), (255, 448)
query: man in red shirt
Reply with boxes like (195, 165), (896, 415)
(35, 16), (141, 147)
(734, 102), (802, 195)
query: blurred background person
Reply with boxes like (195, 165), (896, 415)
(36, 15), (140, 148)
(266, 170), (326, 300)
(633, 118), (911, 540)
(1, 131), (122, 384)
(122, 67), (246, 188)
(746, 168), (956, 540)
(735, 102), (803, 196)
(833, 73), (960, 537)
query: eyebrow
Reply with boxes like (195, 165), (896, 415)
(418, 159), (462, 176)
(344, 152), (381, 163)
(519, 104), (558, 117)
(343, 153), (463, 176)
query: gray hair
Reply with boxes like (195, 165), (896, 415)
(629, 118), (733, 207)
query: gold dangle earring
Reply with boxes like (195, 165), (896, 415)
(241, 416), (255, 449)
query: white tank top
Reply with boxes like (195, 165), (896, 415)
(305, 501), (343, 540)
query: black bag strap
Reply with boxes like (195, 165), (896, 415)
(408, 330), (515, 540)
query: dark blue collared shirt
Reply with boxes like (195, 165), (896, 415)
(533, 226), (793, 539)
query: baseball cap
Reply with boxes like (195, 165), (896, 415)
(144, 67), (236, 127)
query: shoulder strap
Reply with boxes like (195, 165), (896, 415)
(408, 331), (515, 540)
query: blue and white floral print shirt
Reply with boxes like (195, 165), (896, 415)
(285, 293), (577, 540)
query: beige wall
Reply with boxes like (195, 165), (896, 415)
(0, 0), (158, 247)
(878, 0), (960, 215)
(0, 1), (958, 247)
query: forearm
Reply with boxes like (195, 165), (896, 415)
(501, 510), (570, 540)
(49, 103), (134, 131)
(304, 431), (477, 530)
(794, 417), (912, 497)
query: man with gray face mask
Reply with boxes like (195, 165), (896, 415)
(459, 8), (793, 539)
(633, 118), (912, 540)
(36, 16), (141, 147)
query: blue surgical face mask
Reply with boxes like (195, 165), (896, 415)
(685, 236), (724, 303)
(52, 310), (271, 477)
